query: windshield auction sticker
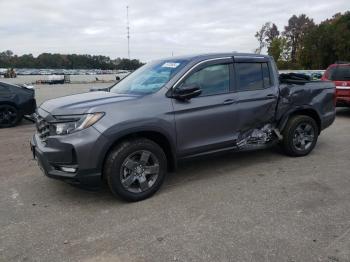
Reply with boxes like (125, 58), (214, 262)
(162, 62), (180, 68)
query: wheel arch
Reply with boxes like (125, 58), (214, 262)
(278, 107), (322, 134)
(100, 129), (177, 180)
(0, 101), (19, 109)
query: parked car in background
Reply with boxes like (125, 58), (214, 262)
(322, 62), (350, 107)
(310, 72), (323, 80)
(0, 68), (7, 76)
(0, 82), (36, 127)
(31, 53), (335, 201)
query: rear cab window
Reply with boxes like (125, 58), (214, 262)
(235, 62), (272, 92)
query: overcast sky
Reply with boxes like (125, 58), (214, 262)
(0, 0), (348, 61)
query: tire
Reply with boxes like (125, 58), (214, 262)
(105, 138), (167, 201)
(281, 115), (319, 157)
(0, 104), (21, 128)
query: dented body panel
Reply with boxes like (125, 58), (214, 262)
(276, 81), (336, 132)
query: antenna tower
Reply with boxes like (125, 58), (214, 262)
(126, 6), (130, 59)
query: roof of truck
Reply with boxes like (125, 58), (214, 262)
(161, 52), (271, 61)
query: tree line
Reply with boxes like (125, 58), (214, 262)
(255, 11), (350, 69)
(0, 50), (144, 70)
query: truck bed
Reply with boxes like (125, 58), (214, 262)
(276, 79), (336, 131)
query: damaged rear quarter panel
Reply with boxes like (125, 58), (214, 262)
(276, 81), (336, 131)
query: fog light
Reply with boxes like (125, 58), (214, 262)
(59, 166), (77, 173)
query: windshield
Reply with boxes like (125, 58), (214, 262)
(110, 59), (188, 95)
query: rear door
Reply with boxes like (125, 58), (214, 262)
(231, 56), (279, 134)
(171, 57), (238, 157)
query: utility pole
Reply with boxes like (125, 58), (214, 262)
(126, 6), (130, 60)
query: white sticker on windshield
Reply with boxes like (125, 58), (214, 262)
(162, 62), (180, 68)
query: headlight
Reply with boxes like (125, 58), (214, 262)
(51, 112), (104, 135)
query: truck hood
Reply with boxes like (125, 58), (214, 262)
(40, 91), (140, 115)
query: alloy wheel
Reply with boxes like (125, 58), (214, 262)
(292, 122), (315, 151)
(120, 150), (160, 193)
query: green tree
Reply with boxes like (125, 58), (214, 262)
(0, 50), (144, 70)
(255, 22), (281, 55)
(299, 11), (350, 69)
(266, 23), (280, 44)
(333, 12), (350, 62)
(16, 54), (36, 68)
(283, 14), (315, 64)
(0, 50), (14, 67)
(254, 11), (350, 69)
(268, 37), (283, 61)
(254, 22), (271, 54)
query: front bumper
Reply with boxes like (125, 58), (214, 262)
(30, 127), (108, 188)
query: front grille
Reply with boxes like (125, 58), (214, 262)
(34, 113), (50, 141)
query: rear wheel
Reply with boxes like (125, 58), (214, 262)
(281, 115), (319, 157)
(105, 138), (167, 201)
(0, 105), (21, 128)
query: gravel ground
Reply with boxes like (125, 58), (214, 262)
(33, 83), (112, 105)
(0, 74), (123, 85)
(0, 85), (350, 262)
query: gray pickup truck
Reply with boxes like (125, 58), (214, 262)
(31, 53), (336, 201)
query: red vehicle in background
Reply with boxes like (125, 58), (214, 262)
(322, 62), (350, 107)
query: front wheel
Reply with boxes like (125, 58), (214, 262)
(281, 115), (319, 157)
(105, 138), (167, 201)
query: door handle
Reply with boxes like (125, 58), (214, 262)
(223, 99), (236, 105)
(266, 94), (275, 98)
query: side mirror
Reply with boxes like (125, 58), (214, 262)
(172, 85), (201, 100)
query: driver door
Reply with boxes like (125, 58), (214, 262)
(171, 58), (238, 157)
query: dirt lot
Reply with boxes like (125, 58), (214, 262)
(1, 84), (350, 262)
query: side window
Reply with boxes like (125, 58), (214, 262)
(262, 63), (271, 88)
(182, 64), (230, 96)
(235, 62), (271, 91)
